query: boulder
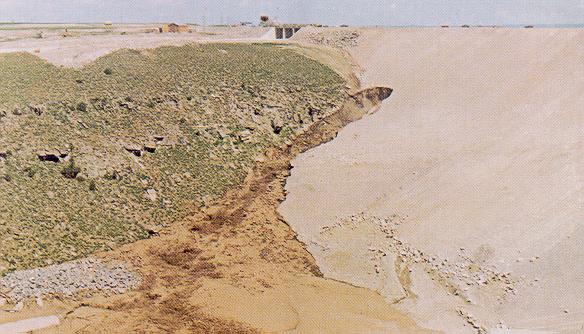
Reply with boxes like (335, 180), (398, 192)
(271, 116), (284, 134)
(124, 144), (142, 157)
(243, 121), (257, 130)
(144, 188), (158, 202)
(37, 150), (62, 162)
(239, 129), (253, 143)
(143, 141), (157, 153)
(217, 128), (229, 140)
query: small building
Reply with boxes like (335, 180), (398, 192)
(159, 23), (189, 33)
(104, 21), (113, 29)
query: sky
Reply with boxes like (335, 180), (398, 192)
(0, 0), (583, 26)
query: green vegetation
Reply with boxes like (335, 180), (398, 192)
(0, 43), (345, 271)
(61, 159), (81, 179)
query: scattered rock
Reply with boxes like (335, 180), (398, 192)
(293, 27), (361, 49)
(78, 120), (89, 129)
(28, 104), (45, 116)
(0, 258), (140, 304)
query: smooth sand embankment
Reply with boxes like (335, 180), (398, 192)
(280, 28), (584, 333)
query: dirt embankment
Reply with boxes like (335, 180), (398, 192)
(7, 82), (433, 333)
(281, 27), (584, 333)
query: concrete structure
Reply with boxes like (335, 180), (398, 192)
(275, 25), (303, 40)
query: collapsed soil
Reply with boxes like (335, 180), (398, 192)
(0, 38), (431, 332)
(10, 83), (428, 334)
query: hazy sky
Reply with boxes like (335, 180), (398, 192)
(1, 0), (583, 26)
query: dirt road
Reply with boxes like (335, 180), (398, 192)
(0, 26), (273, 67)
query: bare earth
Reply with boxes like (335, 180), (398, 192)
(0, 28), (431, 333)
(280, 28), (584, 333)
(0, 25), (273, 67)
(2, 25), (582, 333)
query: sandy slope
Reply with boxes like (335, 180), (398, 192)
(280, 28), (584, 333)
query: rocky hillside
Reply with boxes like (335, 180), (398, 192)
(0, 43), (345, 272)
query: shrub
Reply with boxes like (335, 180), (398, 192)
(89, 180), (97, 191)
(61, 159), (81, 179)
(2, 174), (11, 182)
(104, 68), (113, 75)
(76, 102), (87, 112)
(104, 171), (121, 180)
(25, 167), (36, 178)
